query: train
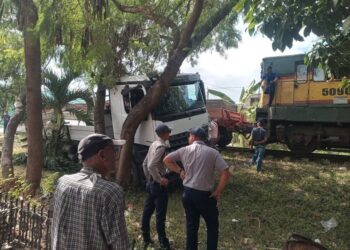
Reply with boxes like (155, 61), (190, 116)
(256, 54), (350, 154)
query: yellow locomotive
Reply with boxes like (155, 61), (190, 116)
(257, 54), (350, 154)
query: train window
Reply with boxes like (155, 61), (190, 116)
(296, 64), (307, 83)
(313, 68), (325, 81)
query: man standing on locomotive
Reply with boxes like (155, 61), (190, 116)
(262, 66), (278, 106)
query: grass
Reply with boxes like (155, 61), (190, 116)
(1, 137), (349, 249)
(125, 151), (350, 250)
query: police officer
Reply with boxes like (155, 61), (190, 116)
(164, 127), (231, 250)
(141, 124), (172, 249)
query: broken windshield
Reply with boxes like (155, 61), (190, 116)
(153, 81), (205, 117)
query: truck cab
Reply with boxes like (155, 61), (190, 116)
(68, 73), (209, 184)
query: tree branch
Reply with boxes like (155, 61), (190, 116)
(110, 0), (178, 31)
(190, 0), (238, 49)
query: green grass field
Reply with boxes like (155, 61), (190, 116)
(125, 151), (350, 250)
(1, 142), (349, 249)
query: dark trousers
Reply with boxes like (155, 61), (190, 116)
(141, 181), (169, 244)
(268, 84), (276, 106)
(182, 187), (219, 250)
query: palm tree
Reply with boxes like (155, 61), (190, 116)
(42, 70), (93, 157)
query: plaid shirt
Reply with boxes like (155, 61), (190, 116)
(51, 167), (129, 250)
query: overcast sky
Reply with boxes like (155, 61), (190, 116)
(181, 21), (319, 103)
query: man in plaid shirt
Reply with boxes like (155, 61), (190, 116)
(51, 133), (129, 250)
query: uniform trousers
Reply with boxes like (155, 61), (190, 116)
(141, 181), (169, 245)
(182, 186), (219, 250)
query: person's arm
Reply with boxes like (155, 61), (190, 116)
(163, 151), (186, 180)
(102, 190), (129, 250)
(210, 168), (231, 201)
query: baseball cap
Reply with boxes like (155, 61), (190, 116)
(257, 118), (265, 125)
(188, 127), (207, 139)
(155, 124), (172, 135)
(78, 133), (126, 161)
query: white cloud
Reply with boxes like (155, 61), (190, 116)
(181, 25), (319, 103)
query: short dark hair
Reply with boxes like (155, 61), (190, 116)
(189, 127), (207, 139)
(155, 124), (172, 136)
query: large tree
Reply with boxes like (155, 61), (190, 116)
(235, 0), (350, 77)
(17, 0), (44, 191)
(36, 0), (241, 187)
(114, 0), (241, 187)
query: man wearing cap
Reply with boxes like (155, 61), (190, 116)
(51, 133), (129, 250)
(164, 127), (231, 250)
(141, 124), (172, 249)
(249, 119), (267, 172)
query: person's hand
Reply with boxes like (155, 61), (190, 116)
(160, 177), (169, 187)
(179, 170), (186, 180)
(210, 190), (221, 201)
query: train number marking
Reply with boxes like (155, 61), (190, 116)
(322, 87), (350, 96)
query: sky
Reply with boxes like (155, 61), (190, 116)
(180, 21), (319, 103)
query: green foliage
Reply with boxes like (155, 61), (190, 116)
(42, 69), (93, 158)
(41, 172), (60, 195)
(13, 152), (27, 165)
(43, 155), (79, 172)
(207, 89), (235, 104)
(236, 0), (350, 77)
(0, 28), (25, 114)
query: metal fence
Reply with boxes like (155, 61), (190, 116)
(0, 192), (52, 249)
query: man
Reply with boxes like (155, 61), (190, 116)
(141, 124), (172, 249)
(2, 111), (10, 133)
(164, 127), (231, 250)
(249, 119), (268, 172)
(262, 66), (278, 106)
(51, 133), (129, 250)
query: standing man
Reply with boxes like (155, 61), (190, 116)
(51, 133), (129, 250)
(249, 119), (268, 173)
(2, 111), (10, 133)
(262, 66), (278, 106)
(164, 127), (231, 250)
(141, 124), (172, 249)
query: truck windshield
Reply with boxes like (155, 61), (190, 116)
(153, 81), (206, 119)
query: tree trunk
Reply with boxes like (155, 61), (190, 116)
(116, 0), (238, 188)
(94, 84), (106, 133)
(116, 0), (205, 188)
(1, 97), (26, 178)
(22, 0), (44, 192)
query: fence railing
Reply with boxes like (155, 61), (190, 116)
(0, 192), (52, 249)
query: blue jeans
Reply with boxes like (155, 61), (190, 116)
(182, 187), (219, 250)
(252, 145), (265, 172)
(141, 181), (169, 245)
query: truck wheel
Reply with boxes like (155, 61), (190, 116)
(217, 126), (233, 148)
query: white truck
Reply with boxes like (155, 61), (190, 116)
(67, 73), (209, 184)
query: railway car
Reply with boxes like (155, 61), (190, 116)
(257, 54), (350, 154)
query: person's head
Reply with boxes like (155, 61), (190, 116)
(155, 124), (172, 140)
(257, 119), (264, 127)
(78, 133), (125, 176)
(188, 127), (207, 144)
